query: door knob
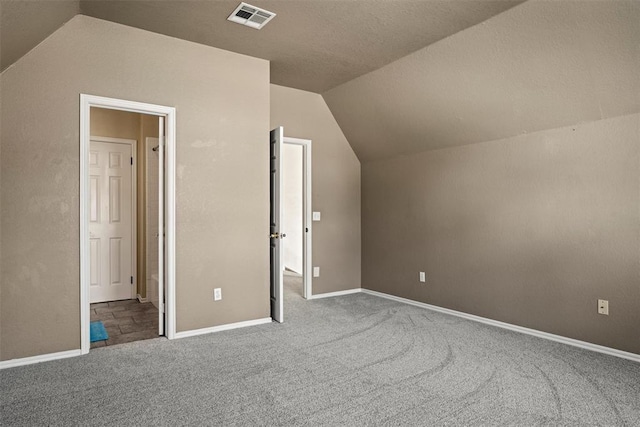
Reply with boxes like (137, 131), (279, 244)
(270, 232), (287, 239)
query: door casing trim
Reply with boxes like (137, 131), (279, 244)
(80, 94), (177, 354)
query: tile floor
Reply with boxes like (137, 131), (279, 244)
(90, 299), (160, 349)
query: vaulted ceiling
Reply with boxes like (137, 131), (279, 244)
(0, 0), (80, 72)
(2, 1), (638, 162)
(1, 0), (523, 92)
(324, 0), (640, 161)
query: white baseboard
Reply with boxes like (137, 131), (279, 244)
(174, 317), (272, 339)
(310, 288), (362, 299)
(361, 289), (640, 363)
(4, 291), (636, 369)
(0, 349), (82, 370)
(136, 294), (148, 303)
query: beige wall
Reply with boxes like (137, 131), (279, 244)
(324, 0), (640, 161)
(270, 85), (361, 294)
(89, 107), (158, 299)
(0, 15), (270, 360)
(0, 0), (80, 71)
(90, 107), (139, 140)
(362, 114), (640, 355)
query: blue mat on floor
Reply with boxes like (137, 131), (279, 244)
(90, 321), (108, 342)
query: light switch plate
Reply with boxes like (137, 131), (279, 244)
(312, 211), (321, 221)
(313, 267), (320, 277)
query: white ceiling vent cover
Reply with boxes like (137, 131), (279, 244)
(228, 2), (276, 30)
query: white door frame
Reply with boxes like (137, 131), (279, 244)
(145, 137), (160, 310)
(89, 136), (138, 301)
(282, 137), (312, 299)
(80, 94), (177, 354)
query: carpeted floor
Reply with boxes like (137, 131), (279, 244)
(1, 276), (639, 426)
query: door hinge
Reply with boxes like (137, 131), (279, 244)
(130, 157), (133, 165)
(130, 276), (133, 284)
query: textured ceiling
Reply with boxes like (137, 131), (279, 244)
(324, 0), (640, 161)
(1, 0), (524, 93)
(4, 1), (632, 163)
(0, 0), (80, 71)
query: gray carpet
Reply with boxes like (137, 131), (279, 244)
(2, 277), (639, 426)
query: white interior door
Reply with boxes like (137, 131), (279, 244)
(270, 127), (284, 323)
(89, 140), (133, 303)
(158, 117), (165, 335)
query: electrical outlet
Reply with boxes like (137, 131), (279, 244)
(313, 267), (320, 277)
(598, 299), (608, 315)
(419, 272), (426, 283)
(214, 288), (222, 301)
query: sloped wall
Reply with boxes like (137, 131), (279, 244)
(324, 1), (640, 161)
(0, 15), (270, 360)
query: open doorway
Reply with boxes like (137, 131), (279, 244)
(270, 127), (312, 323)
(87, 108), (159, 348)
(80, 95), (176, 354)
(282, 142), (306, 299)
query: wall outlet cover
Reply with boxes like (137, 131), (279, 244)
(312, 211), (321, 221)
(597, 299), (608, 315)
(313, 266), (320, 277)
(214, 288), (222, 301)
(419, 272), (426, 282)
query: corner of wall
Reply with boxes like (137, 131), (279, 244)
(319, 92), (361, 165)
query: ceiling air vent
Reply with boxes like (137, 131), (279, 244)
(228, 3), (276, 30)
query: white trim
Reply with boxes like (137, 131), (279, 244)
(0, 350), (82, 370)
(282, 136), (312, 300)
(157, 118), (166, 336)
(361, 289), (640, 364)
(80, 94), (177, 354)
(173, 318), (273, 339)
(145, 137), (160, 310)
(309, 288), (362, 299)
(165, 112), (177, 340)
(90, 135), (138, 300)
(136, 294), (149, 303)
